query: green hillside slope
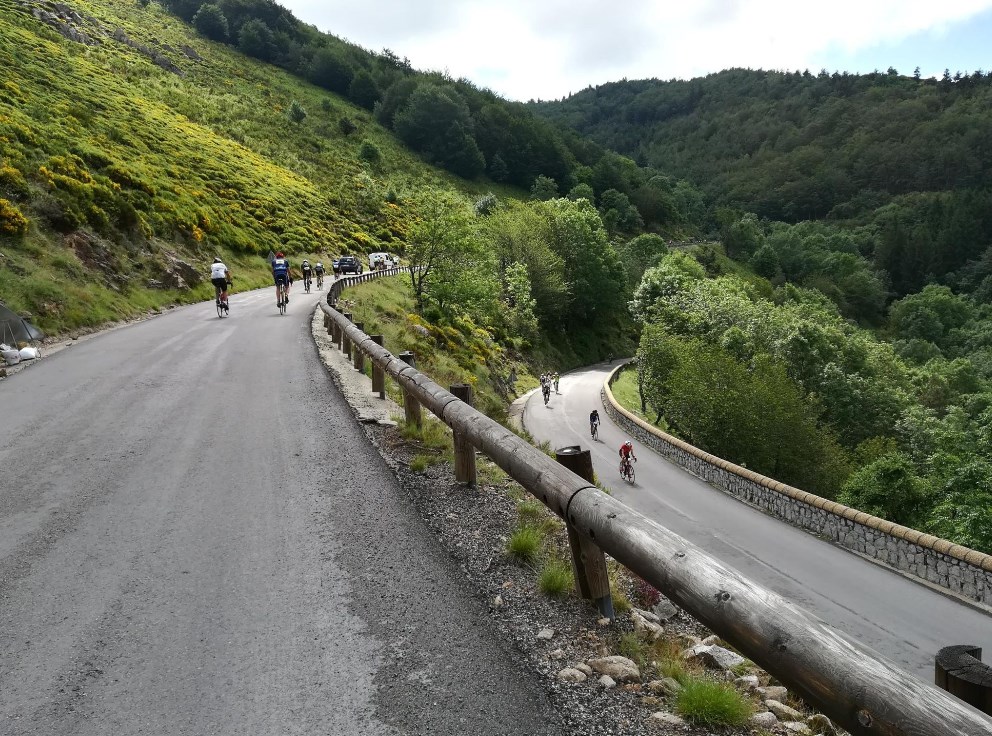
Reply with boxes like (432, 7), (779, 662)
(0, 0), (481, 333)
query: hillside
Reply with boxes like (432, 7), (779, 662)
(0, 0), (486, 333)
(532, 69), (992, 297)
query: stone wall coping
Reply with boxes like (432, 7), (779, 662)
(603, 365), (992, 573)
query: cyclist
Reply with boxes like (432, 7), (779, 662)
(553, 371), (560, 394)
(619, 440), (637, 476)
(301, 259), (313, 293)
(272, 251), (291, 307)
(590, 409), (600, 438)
(540, 373), (551, 405)
(314, 261), (325, 289)
(210, 257), (231, 313)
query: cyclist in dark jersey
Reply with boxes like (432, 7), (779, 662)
(272, 252), (291, 307)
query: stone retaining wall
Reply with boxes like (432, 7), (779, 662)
(602, 367), (992, 607)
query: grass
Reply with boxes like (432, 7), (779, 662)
(537, 557), (573, 597)
(409, 454), (437, 473)
(506, 524), (543, 564)
(674, 678), (755, 727)
(652, 637), (694, 684)
(610, 368), (668, 428)
(517, 499), (545, 523)
(616, 632), (649, 669)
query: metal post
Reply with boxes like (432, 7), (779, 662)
(371, 335), (385, 398)
(353, 322), (365, 373)
(450, 384), (477, 486)
(398, 351), (422, 429)
(555, 445), (614, 620)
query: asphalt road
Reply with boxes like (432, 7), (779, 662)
(0, 283), (561, 736)
(523, 363), (992, 683)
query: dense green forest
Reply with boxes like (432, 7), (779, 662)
(533, 69), (992, 299)
(531, 70), (992, 551)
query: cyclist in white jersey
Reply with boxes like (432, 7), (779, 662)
(210, 258), (231, 312)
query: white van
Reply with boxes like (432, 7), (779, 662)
(369, 252), (398, 270)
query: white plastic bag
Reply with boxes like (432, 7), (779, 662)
(18, 346), (39, 360)
(2, 349), (21, 366)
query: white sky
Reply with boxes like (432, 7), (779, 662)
(281, 0), (992, 101)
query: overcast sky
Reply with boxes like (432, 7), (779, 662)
(280, 0), (992, 101)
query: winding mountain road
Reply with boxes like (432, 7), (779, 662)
(0, 284), (561, 736)
(522, 363), (992, 683)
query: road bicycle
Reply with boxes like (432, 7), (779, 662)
(542, 386), (550, 406)
(316, 272), (324, 290)
(620, 456), (636, 484)
(590, 422), (599, 441)
(214, 282), (230, 318)
(303, 275), (312, 294)
(277, 282), (288, 315)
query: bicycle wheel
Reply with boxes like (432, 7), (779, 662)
(216, 301), (224, 318)
(591, 424), (598, 441)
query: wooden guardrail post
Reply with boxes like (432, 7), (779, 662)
(342, 312), (353, 359)
(353, 322), (365, 373)
(555, 446), (614, 620)
(399, 351), (422, 429)
(370, 335), (385, 398)
(450, 384), (477, 485)
(936, 645), (992, 714)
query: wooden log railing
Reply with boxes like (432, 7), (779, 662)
(317, 287), (992, 735)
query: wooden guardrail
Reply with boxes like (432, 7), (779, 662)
(316, 285), (992, 734)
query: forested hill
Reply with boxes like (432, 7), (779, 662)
(531, 69), (992, 297)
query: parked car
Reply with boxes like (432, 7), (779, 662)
(337, 255), (363, 274)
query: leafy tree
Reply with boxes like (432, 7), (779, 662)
(358, 140), (382, 168)
(501, 261), (539, 340)
(839, 451), (930, 525)
(722, 213), (764, 259)
(348, 70), (380, 110)
(308, 48), (354, 94)
(375, 78), (418, 129)
(530, 175), (558, 201)
(617, 233), (668, 290)
(473, 193), (498, 217)
(393, 84), (485, 178)
(750, 244), (780, 279)
(237, 18), (275, 61)
(192, 3), (229, 41)
(488, 153), (509, 182)
(567, 183), (594, 202)
(598, 189), (643, 233)
(338, 117), (357, 135)
(888, 285), (976, 351)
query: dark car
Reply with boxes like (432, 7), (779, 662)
(337, 255), (363, 275)
(332, 257), (341, 275)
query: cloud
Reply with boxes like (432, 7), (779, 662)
(278, 0), (992, 100)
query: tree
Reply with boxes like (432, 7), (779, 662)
(530, 175), (558, 201)
(308, 48), (353, 94)
(723, 213), (764, 259)
(374, 78), (418, 129)
(237, 19), (274, 62)
(348, 70), (380, 110)
(192, 3), (229, 41)
(488, 153), (509, 183)
(750, 244), (781, 279)
(393, 84), (485, 178)
(617, 233), (668, 290)
(567, 183), (595, 202)
(839, 451), (929, 525)
(598, 188), (643, 233)
(358, 140), (382, 168)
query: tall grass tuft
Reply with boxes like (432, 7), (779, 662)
(674, 678), (754, 727)
(507, 525), (542, 564)
(538, 558), (573, 597)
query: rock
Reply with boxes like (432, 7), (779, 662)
(765, 699), (803, 721)
(575, 663), (593, 676)
(537, 628), (555, 640)
(700, 634), (721, 646)
(556, 668), (587, 683)
(492, 595), (503, 608)
(807, 713), (838, 736)
(734, 675), (759, 689)
(646, 677), (682, 696)
(549, 648), (565, 660)
(598, 674), (616, 689)
(412, 324), (430, 337)
(647, 711), (685, 727)
(632, 607), (661, 624)
(677, 633), (700, 647)
(751, 711), (779, 728)
(756, 685), (789, 701)
(587, 655), (641, 682)
(652, 597), (679, 621)
(631, 609), (663, 641)
(684, 644), (745, 671)
(597, 617), (612, 626)
(782, 722), (813, 735)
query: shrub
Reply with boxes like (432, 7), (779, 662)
(633, 576), (661, 608)
(338, 117), (357, 136)
(192, 4), (228, 41)
(320, 99), (332, 113)
(506, 524), (542, 563)
(359, 140), (382, 167)
(674, 678), (754, 726)
(538, 558), (573, 597)
(0, 165), (30, 200)
(0, 198), (29, 237)
(287, 100), (307, 124)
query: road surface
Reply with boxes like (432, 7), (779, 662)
(0, 284), (561, 736)
(523, 363), (992, 683)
